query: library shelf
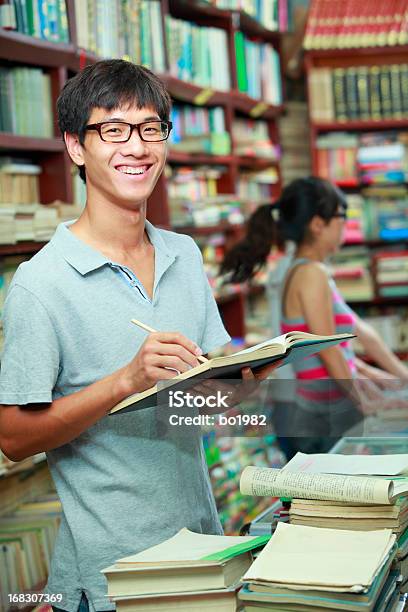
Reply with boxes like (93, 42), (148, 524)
(305, 45), (408, 61)
(348, 297), (408, 307)
(167, 150), (234, 165)
(312, 119), (408, 133)
(236, 155), (280, 169)
(0, 133), (65, 153)
(343, 239), (408, 249)
(0, 242), (47, 256)
(231, 91), (284, 119)
(0, 29), (75, 67)
(175, 222), (243, 236)
(158, 75), (231, 107)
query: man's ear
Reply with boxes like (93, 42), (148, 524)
(64, 132), (85, 167)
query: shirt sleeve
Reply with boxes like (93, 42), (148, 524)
(0, 284), (60, 405)
(194, 246), (231, 355)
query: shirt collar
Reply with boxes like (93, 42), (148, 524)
(51, 219), (175, 276)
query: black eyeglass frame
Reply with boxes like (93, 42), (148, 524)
(332, 211), (347, 220)
(84, 120), (173, 143)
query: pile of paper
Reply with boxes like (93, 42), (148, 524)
(239, 522), (399, 611)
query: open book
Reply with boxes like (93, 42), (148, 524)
(110, 330), (353, 414)
(240, 466), (408, 505)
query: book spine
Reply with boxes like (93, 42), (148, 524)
(379, 66), (393, 119)
(356, 66), (370, 121)
(368, 66), (382, 121)
(345, 67), (358, 121)
(389, 65), (403, 119)
(332, 68), (347, 122)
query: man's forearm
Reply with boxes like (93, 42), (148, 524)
(0, 366), (131, 461)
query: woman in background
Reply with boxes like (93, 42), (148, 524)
(221, 177), (408, 454)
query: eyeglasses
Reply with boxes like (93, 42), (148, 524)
(84, 120), (173, 143)
(332, 211), (347, 220)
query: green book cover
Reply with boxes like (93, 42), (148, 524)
(201, 534), (270, 562)
(235, 31), (248, 93)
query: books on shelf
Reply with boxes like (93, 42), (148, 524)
(304, 0), (408, 49)
(309, 64), (408, 123)
(239, 523), (398, 612)
(74, 0), (165, 71)
(0, 0), (69, 43)
(237, 168), (279, 205)
(374, 251), (408, 299)
(235, 33), (282, 104)
(170, 105), (231, 156)
(0, 67), (53, 137)
(102, 528), (268, 605)
(166, 16), (230, 91)
(330, 247), (374, 302)
(316, 132), (359, 186)
(279, 101), (312, 186)
(206, 0), (289, 32)
(110, 332), (353, 414)
(232, 118), (280, 159)
(0, 159), (41, 204)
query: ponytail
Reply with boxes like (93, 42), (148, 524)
(220, 203), (279, 283)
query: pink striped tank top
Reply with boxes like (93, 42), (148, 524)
(281, 258), (357, 403)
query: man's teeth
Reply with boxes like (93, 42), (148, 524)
(117, 166), (147, 175)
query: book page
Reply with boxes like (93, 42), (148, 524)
(116, 528), (261, 566)
(240, 466), (393, 504)
(284, 452), (408, 476)
(243, 522), (396, 590)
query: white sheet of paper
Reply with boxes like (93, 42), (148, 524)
(284, 452), (408, 476)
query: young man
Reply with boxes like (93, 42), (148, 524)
(0, 60), (272, 612)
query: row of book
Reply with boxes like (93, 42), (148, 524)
(0, 67), (53, 137)
(353, 311), (408, 355)
(342, 188), (408, 245)
(0, 159), (41, 204)
(74, 0), (166, 72)
(0, 0), (69, 43)
(166, 16), (231, 91)
(166, 164), (277, 227)
(235, 32), (282, 104)
(376, 251), (408, 299)
(309, 64), (408, 124)
(0, 498), (60, 605)
(0, 201), (83, 245)
(233, 118), (280, 159)
(316, 131), (408, 186)
(170, 104), (231, 156)
(204, 0), (290, 32)
(304, 0), (408, 49)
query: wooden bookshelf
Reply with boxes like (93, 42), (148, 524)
(305, 41), (408, 311)
(0, 0), (285, 339)
(0, 242), (47, 256)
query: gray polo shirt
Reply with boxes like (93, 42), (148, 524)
(0, 221), (230, 611)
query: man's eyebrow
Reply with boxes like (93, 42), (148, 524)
(99, 115), (161, 122)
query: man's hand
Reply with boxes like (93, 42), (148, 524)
(119, 332), (202, 397)
(192, 360), (283, 414)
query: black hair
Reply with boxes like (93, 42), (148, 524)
(220, 177), (347, 283)
(57, 59), (172, 182)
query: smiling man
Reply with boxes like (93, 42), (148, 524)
(0, 60), (236, 612)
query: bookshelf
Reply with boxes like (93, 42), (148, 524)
(0, 0), (285, 342)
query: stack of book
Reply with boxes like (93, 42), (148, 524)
(238, 522), (399, 611)
(330, 247), (374, 302)
(0, 202), (82, 244)
(74, 0), (165, 72)
(374, 251), (408, 299)
(315, 132), (359, 186)
(0, 67), (53, 137)
(357, 133), (408, 186)
(170, 105), (231, 156)
(0, 159), (41, 204)
(0, 0), (69, 43)
(308, 64), (408, 123)
(102, 528), (269, 612)
(166, 16), (230, 91)
(233, 118), (279, 160)
(279, 101), (311, 186)
(237, 168), (279, 207)
(304, 0), (408, 49)
(343, 194), (364, 244)
(362, 185), (408, 242)
(235, 33), (282, 104)
(0, 493), (62, 610)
